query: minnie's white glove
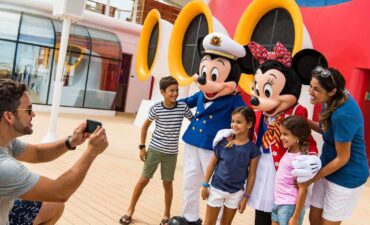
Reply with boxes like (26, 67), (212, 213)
(212, 129), (233, 148)
(292, 155), (322, 183)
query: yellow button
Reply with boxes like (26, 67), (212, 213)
(209, 115), (213, 119)
(196, 118), (199, 121)
(203, 120), (206, 124)
(192, 127), (195, 130)
(197, 111), (200, 114)
(199, 129), (203, 133)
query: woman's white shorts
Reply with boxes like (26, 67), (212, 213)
(311, 178), (363, 221)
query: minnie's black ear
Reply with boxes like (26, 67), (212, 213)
(196, 36), (205, 58)
(238, 46), (259, 74)
(292, 49), (328, 85)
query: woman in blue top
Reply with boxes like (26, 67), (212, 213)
(307, 66), (369, 225)
(200, 106), (260, 225)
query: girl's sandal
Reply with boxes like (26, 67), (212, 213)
(160, 218), (170, 225)
(119, 215), (132, 225)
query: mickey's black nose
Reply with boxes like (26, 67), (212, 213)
(197, 75), (207, 85)
(250, 96), (260, 106)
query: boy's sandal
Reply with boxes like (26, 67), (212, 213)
(160, 218), (170, 225)
(119, 215), (132, 225)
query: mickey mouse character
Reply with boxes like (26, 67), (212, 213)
(214, 41), (324, 225)
(179, 32), (250, 225)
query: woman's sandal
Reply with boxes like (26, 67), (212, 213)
(119, 215), (132, 225)
(160, 218), (170, 225)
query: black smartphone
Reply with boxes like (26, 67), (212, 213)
(85, 119), (102, 133)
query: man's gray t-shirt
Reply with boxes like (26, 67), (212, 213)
(0, 139), (39, 225)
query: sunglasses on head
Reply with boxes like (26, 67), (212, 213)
(16, 106), (33, 115)
(312, 66), (337, 87)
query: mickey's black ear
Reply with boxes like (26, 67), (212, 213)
(292, 49), (328, 85)
(197, 36), (205, 58)
(238, 46), (259, 74)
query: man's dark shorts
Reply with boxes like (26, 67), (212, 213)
(9, 199), (43, 225)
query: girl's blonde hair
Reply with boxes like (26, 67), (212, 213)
(225, 106), (256, 148)
(281, 116), (311, 154)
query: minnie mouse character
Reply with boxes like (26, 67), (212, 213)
(179, 32), (250, 225)
(249, 42), (327, 225)
(214, 41), (323, 225)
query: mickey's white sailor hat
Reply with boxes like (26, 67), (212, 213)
(202, 32), (246, 60)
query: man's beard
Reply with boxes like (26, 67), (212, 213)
(13, 119), (33, 135)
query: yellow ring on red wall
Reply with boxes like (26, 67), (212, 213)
(168, 0), (213, 86)
(136, 9), (161, 81)
(234, 0), (303, 94)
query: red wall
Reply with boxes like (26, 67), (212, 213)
(210, 0), (370, 82)
(209, 0), (370, 163)
(348, 68), (370, 165)
(209, 0), (252, 36)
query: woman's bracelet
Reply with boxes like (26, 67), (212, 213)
(242, 192), (251, 199)
(202, 182), (210, 188)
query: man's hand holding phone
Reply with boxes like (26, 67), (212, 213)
(68, 119), (106, 152)
(87, 124), (108, 157)
(85, 119), (103, 134)
(68, 122), (89, 148)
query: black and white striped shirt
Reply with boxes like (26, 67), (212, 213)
(148, 101), (193, 154)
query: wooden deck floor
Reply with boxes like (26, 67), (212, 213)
(20, 112), (370, 225)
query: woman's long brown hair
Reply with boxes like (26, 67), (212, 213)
(312, 67), (347, 131)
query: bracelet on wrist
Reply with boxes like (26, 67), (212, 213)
(65, 135), (76, 150)
(138, 144), (146, 150)
(202, 182), (210, 188)
(242, 192), (251, 199)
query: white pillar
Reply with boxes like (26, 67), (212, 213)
(105, 0), (111, 16)
(132, 0), (139, 23)
(42, 17), (72, 143)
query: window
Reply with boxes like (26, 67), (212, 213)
(19, 14), (54, 47)
(48, 53), (89, 107)
(0, 40), (16, 79)
(0, 10), (20, 40)
(251, 8), (294, 52)
(147, 23), (159, 70)
(182, 14), (208, 76)
(54, 21), (91, 54)
(15, 44), (54, 104)
(89, 28), (121, 59)
(0, 8), (123, 110)
(84, 57), (120, 109)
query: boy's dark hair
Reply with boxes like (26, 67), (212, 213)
(281, 115), (311, 151)
(159, 76), (178, 91)
(0, 79), (27, 120)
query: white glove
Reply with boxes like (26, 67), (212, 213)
(212, 129), (233, 148)
(292, 155), (322, 183)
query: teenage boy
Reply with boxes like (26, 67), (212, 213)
(119, 76), (193, 225)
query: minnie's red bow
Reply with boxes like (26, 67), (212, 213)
(248, 41), (292, 67)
